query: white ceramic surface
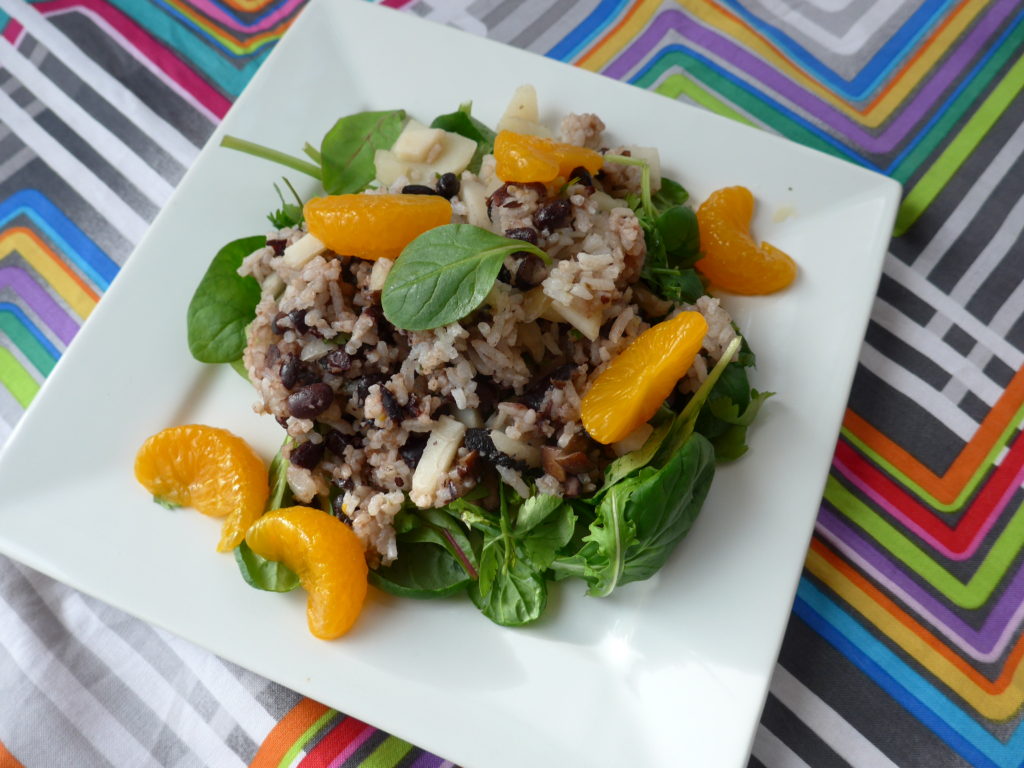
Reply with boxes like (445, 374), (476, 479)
(0, 2), (900, 766)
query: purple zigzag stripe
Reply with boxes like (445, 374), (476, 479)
(0, 267), (79, 345)
(817, 506), (1024, 664)
(601, 1), (1015, 154)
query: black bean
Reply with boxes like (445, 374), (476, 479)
(496, 265), (512, 284)
(267, 238), (287, 256)
(287, 382), (334, 418)
(401, 184), (439, 196)
(355, 374), (387, 404)
(400, 433), (428, 469)
(569, 166), (593, 187)
(271, 312), (288, 335)
(279, 355), (301, 390)
(320, 348), (351, 375)
(513, 253), (547, 290)
(264, 344), (280, 366)
(504, 227), (539, 245)
(324, 429), (352, 457)
(275, 415), (289, 429)
(288, 309), (309, 335)
(436, 172), (459, 199)
(380, 387), (404, 423)
(289, 439), (325, 469)
(534, 199), (573, 232)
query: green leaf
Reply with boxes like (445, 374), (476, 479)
(266, 442), (294, 511)
(651, 176), (689, 210)
(513, 494), (566, 534)
(267, 179), (305, 228)
(657, 206), (701, 269)
(320, 110), (406, 194)
(600, 418), (674, 490)
(430, 102), (495, 174)
(614, 433), (716, 584)
(186, 236), (265, 363)
(152, 496), (181, 510)
(518, 502), (576, 572)
(220, 135), (321, 180)
(234, 540), (301, 592)
(381, 224), (550, 331)
(229, 357), (250, 380)
(468, 554), (547, 626)
(369, 542), (470, 598)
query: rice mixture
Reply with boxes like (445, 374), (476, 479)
(238, 112), (735, 566)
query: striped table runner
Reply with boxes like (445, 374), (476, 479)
(1, 1), (1022, 766)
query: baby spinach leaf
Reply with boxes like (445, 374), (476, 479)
(321, 109), (406, 195)
(468, 551), (547, 626)
(369, 541), (470, 598)
(651, 176), (689, 210)
(515, 500), (575, 572)
(381, 224), (550, 331)
(430, 102), (495, 174)
(229, 358), (250, 381)
(234, 443), (301, 592)
(187, 236), (265, 363)
(235, 540), (301, 592)
(657, 206), (701, 269)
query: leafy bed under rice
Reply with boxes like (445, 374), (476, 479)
(186, 87), (776, 626)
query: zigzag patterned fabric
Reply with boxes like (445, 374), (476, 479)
(0, 1), (1022, 766)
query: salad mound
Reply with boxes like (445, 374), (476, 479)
(181, 85), (785, 629)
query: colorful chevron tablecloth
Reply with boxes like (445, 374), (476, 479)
(1, 1), (1023, 766)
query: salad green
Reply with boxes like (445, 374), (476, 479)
(189, 96), (772, 627)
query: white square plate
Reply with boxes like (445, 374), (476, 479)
(0, 2), (900, 766)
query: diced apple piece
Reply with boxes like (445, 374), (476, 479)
(375, 131), (479, 186)
(612, 422), (654, 457)
(459, 176), (491, 229)
(454, 408), (483, 429)
(500, 85), (539, 125)
(517, 321), (545, 362)
(410, 416), (467, 508)
(283, 232), (326, 268)
(490, 430), (541, 468)
(551, 300), (602, 341)
(591, 190), (629, 213)
(369, 258), (393, 291)
(622, 146), (662, 191)
(497, 116), (552, 138)
(522, 287), (560, 323)
(393, 120), (445, 163)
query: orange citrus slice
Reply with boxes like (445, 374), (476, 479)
(245, 507), (368, 639)
(494, 131), (603, 183)
(581, 311), (709, 444)
(134, 424), (268, 552)
(695, 186), (796, 294)
(304, 193), (452, 261)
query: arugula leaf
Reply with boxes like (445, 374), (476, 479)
(267, 179), (304, 229)
(555, 433), (716, 596)
(320, 110), (406, 194)
(430, 102), (496, 174)
(369, 542), (470, 598)
(186, 236), (265, 363)
(381, 224), (550, 331)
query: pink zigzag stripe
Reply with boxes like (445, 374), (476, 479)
(37, 0), (231, 119)
(183, 0), (305, 34)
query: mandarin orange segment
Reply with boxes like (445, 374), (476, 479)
(494, 131), (603, 183)
(134, 425), (268, 552)
(695, 186), (797, 295)
(304, 194), (452, 261)
(245, 507), (368, 639)
(581, 311), (709, 444)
